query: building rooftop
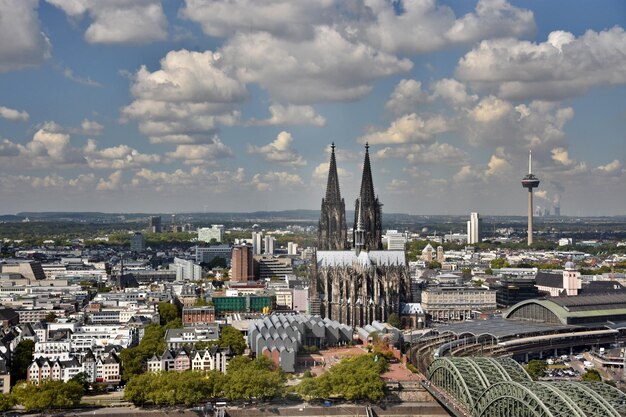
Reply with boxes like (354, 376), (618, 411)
(435, 317), (574, 340)
(316, 250), (406, 267)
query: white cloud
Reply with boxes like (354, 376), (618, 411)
(2, 173), (96, 191)
(221, 27), (412, 103)
(62, 67), (101, 87)
(470, 96), (512, 123)
(312, 162), (351, 181)
(165, 137), (234, 165)
(96, 170), (123, 191)
(374, 142), (468, 165)
(0, 0), (51, 72)
(0, 106), (29, 121)
(80, 119), (104, 135)
(430, 78), (478, 106)
(463, 100), (574, 154)
(46, 0), (167, 44)
(181, 0), (534, 56)
(452, 164), (482, 184)
(247, 131), (306, 167)
(122, 49), (246, 144)
(0, 121), (163, 170)
(386, 178), (409, 193)
(363, 0), (535, 54)
(247, 104), (326, 126)
(179, 0), (335, 39)
(132, 167), (246, 192)
(445, 0), (535, 44)
(0, 139), (21, 156)
(551, 147), (574, 166)
(403, 166), (431, 179)
(359, 113), (452, 145)
(485, 152), (513, 176)
(84, 139), (161, 169)
(456, 26), (626, 100)
(385, 79), (427, 115)
(252, 171), (303, 191)
(595, 159), (623, 175)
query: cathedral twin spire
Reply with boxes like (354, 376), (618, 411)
(318, 143), (383, 251)
(318, 143), (348, 250)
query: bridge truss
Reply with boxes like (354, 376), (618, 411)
(427, 357), (626, 417)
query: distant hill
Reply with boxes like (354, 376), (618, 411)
(10, 210), (464, 225)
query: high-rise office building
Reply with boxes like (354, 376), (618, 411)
(264, 236), (275, 255)
(231, 245), (254, 282)
(148, 216), (162, 233)
(287, 242), (298, 255)
(171, 257), (203, 282)
(198, 225), (224, 243)
(384, 230), (408, 250)
(467, 212), (482, 244)
(130, 232), (145, 252)
(252, 232), (263, 255)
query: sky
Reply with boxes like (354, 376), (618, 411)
(0, 0), (625, 216)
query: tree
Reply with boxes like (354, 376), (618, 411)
(195, 298), (213, 307)
(386, 313), (401, 329)
(70, 372), (91, 392)
(219, 325), (247, 355)
(119, 324), (165, 380)
(525, 360), (546, 380)
(125, 371), (225, 407)
(195, 340), (218, 350)
(295, 354), (387, 402)
(223, 356), (285, 401)
(10, 339), (34, 383)
(0, 393), (14, 411)
(490, 258), (509, 269)
(426, 261), (442, 269)
(12, 380), (83, 411)
(158, 301), (180, 325)
(44, 312), (57, 323)
(206, 256), (227, 269)
(581, 369), (602, 382)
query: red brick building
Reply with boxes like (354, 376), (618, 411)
(182, 306), (215, 326)
(231, 244), (254, 282)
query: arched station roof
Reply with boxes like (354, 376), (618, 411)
(505, 294), (626, 325)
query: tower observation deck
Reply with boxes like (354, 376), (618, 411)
(521, 151), (540, 245)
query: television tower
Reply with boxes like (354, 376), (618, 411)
(521, 150), (540, 245)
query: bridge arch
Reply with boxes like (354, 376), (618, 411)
(426, 357), (529, 410)
(427, 358), (482, 409)
(472, 381), (586, 417)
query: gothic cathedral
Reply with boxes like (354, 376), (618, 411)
(310, 144), (411, 328)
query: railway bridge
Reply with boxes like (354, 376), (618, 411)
(424, 357), (626, 417)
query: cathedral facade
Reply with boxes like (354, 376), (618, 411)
(310, 144), (411, 327)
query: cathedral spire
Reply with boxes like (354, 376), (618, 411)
(318, 143), (348, 250)
(359, 143), (375, 203)
(325, 143), (341, 203)
(355, 197), (365, 255)
(353, 142), (383, 251)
